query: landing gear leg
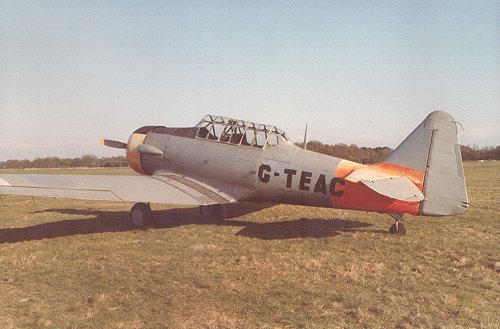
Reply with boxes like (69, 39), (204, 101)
(130, 202), (153, 228)
(389, 213), (406, 236)
(199, 204), (222, 219)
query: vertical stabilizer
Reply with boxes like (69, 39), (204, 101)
(385, 111), (468, 216)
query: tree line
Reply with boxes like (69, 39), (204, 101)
(297, 141), (499, 163)
(0, 143), (498, 169)
(297, 141), (393, 164)
(459, 145), (500, 161)
(0, 155), (128, 169)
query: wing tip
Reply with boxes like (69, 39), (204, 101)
(0, 178), (11, 186)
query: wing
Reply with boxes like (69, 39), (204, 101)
(0, 174), (233, 205)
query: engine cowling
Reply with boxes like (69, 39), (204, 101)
(126, 126), (163, 175)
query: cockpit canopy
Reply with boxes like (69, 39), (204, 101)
(195, 114), (290, 149)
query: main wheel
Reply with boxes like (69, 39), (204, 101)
(389, 222), (406, 236)
(130, 202), (153, 228)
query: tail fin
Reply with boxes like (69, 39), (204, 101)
(385, 111), (469, 216)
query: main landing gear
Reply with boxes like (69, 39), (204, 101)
(130, 202), (153, 228)
(388, 213), (406, 236)
(129, 203), (223, 228)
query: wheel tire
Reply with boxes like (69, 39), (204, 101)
(199, 204), (222, 219)
(389, 222), (406, 236)
(130, 202), (153, 228)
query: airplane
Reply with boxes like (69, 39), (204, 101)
(0, 111), (468, 235)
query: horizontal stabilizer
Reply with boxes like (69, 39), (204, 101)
(359, 176), (424, 202)
(345, 166), (424, 202)
(345, 166), (400, 183)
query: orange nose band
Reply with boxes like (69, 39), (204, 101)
(126, 133), (147, 175)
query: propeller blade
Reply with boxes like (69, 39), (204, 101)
(101, 139), (127, 149)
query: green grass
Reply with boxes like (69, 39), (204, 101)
(0, 162), (499, 328)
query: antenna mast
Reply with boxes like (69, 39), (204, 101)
(303, 124), (308, 150)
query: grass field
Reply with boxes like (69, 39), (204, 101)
(0, 162), (499, 328)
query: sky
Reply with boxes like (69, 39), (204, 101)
(1, 0), (499, 161)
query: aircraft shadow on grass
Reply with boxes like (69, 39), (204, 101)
(0, 203), (382, 244)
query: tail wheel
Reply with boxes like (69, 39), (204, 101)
(130, 202), (153, 228)
(389, 222), (406, 236)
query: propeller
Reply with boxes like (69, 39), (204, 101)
(100, 139), (127, 149)
(100, 139), (163, 155)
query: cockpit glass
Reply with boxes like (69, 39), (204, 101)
(195, 115), (289, 148)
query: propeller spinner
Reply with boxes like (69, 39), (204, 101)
(101, 127), (165, 175)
